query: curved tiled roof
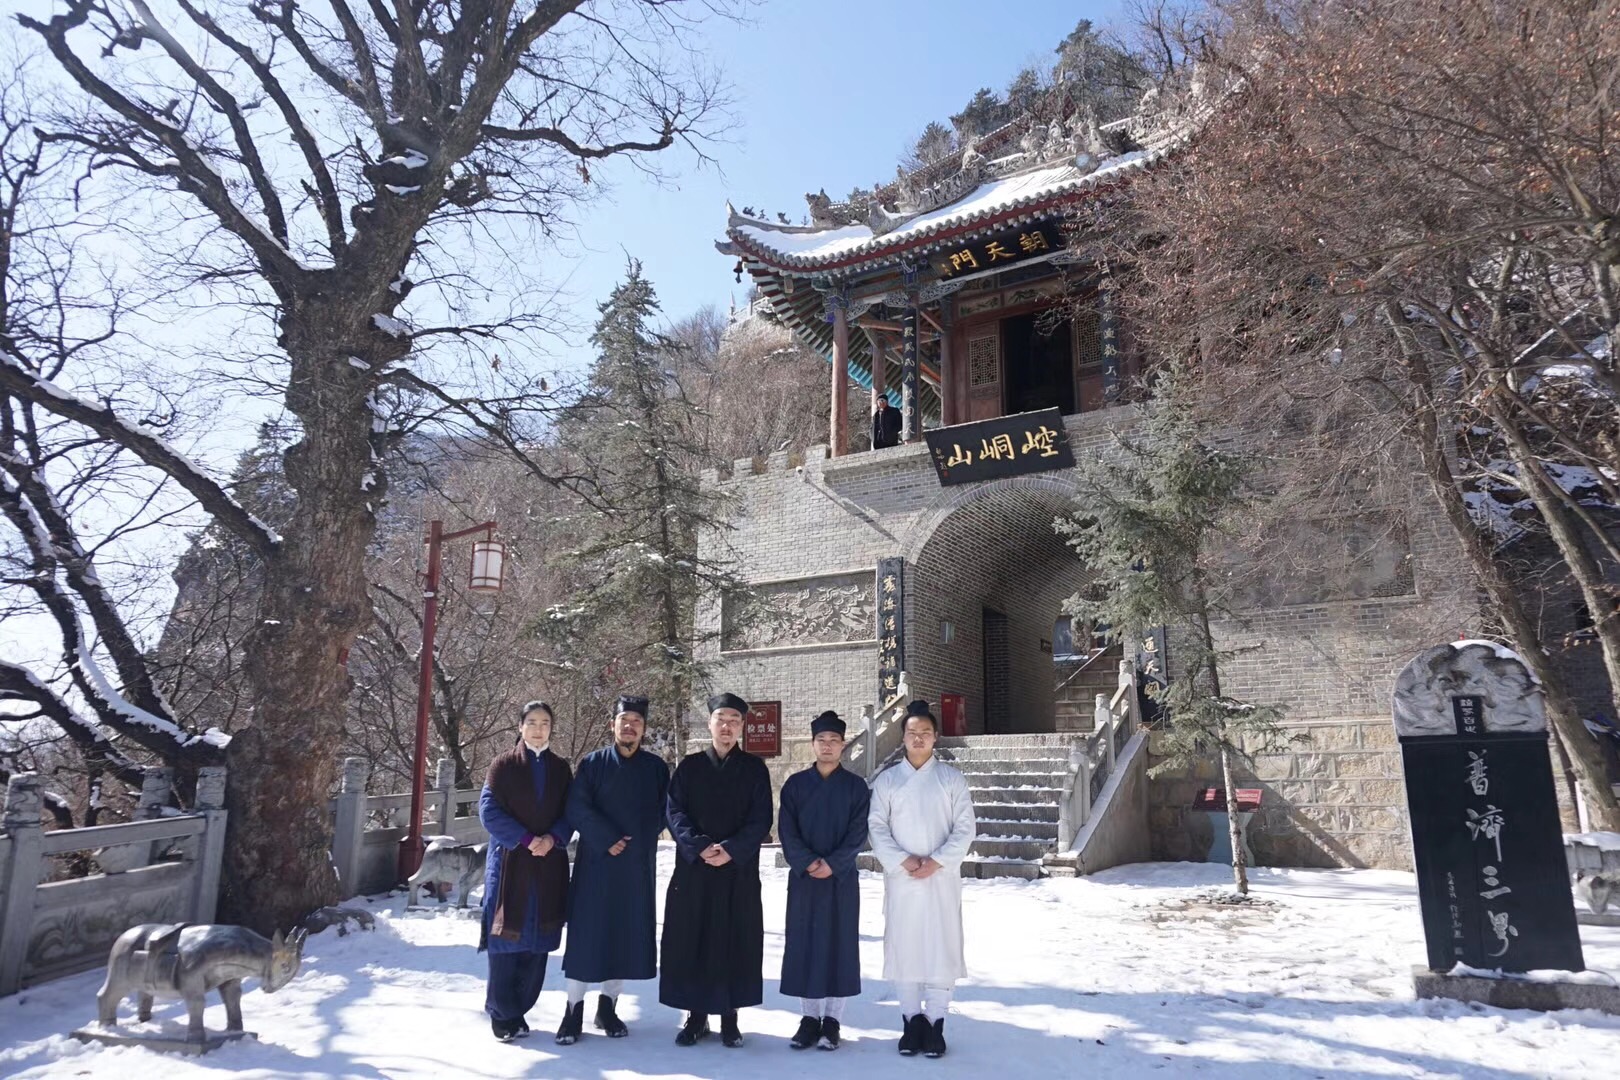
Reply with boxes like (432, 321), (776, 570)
(725, 151), (1150, 274)
(721, 97), (1209, 276)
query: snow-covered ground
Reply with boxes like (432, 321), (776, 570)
(3, 848), (1618, 1078)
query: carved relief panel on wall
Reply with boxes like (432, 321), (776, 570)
(722, 572), (877, 652)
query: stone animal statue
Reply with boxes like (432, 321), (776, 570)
(407, 836), (487, 908)
(1575, 870), (1617, 915)
(96, 923), (306, 1040)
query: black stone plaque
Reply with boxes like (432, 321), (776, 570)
(923, 407), (1075, 487)
(1394, 643), (1584, 973)
(901, 306), (919, 443)
(935, 221), (1063, 279)
(876, 557), (904, 705)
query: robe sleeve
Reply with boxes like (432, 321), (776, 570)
(866, 772), (910, 873)
(666, 759), (715, 863)
(547, 763), (574, 847)
(566, 757), (620, 852)
(826, 777), (871, 878)
(929, 770), (977, 870)
(479, 783), (531, 849)
(776, 777), (815, 874)
(717, 759), (773, 861)
(657, 760), (671, 838)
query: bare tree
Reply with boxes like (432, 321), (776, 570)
(670, 303), (830, 465)
(1, 61), (223, 825)
(1107, 0), (1620, 826)
(4, 1), (731, 931)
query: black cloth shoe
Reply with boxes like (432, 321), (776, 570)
(675, 1012), (710, 1046)
(516, 1018), (530, 1038)
(554, 1000), (583, 1045)
(898, 1013), (927, 1056)
(720, 1010), (743, 1048)
(789, 1015), (821, 1050)
(924, 1017), (947, 1058)
(817, 1017), (841, 1051)
(595, 994), (629, 1037)
(491, 1017), (517, 1042)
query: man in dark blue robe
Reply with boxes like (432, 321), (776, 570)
(555, 695), (670, 1044)
(478, 700), (573, 1042)
(660, 692), (773, 1049)
(780, 710), (870, 1051)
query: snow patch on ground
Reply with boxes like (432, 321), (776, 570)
(1, 853), (1617, 1077)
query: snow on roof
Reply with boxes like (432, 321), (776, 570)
(728, 152), (1152, 271)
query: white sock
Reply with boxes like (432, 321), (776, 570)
(923, 984), (953, 1020)
(896, 981), (923, 1016)
(565, 978), (587, 1006)
(801, 997), (823, 1017)
(822, 996), (846, 1021)
(602, 979), (624, 999)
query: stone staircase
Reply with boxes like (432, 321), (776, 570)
(1054, 646), (1125, 732)
(936, 734), (1080, 880)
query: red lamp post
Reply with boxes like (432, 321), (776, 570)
(398, 519), (505, 882)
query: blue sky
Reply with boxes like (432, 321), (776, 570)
(553, 0), (1128, 353)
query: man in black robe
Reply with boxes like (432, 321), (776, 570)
(873, 394), (902, 450)
(555, 695), (670, 1044)
(780, 710), (869, 1051)
(660, 691), (773, 1048)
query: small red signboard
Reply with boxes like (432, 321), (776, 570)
(743, 701), (781, 757)
(940, 693), (966, 738)
(1190, 787), (1263, 812)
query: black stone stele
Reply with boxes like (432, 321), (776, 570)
(1392, 642), (1584, 973)
(923, 407), (1075, 487)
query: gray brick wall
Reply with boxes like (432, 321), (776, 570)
(694, 408), (1481, 871)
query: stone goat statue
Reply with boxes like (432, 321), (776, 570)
(96, 923), (306, 1040)
(1575, 870), (1617, 915)
(406, 836), (487, 908)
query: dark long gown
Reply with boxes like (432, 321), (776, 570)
(778, 764), (869, 999)
(658, 746), (772, 1012)
(562, 745), (670, 982)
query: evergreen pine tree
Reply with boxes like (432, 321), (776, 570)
(1057, 363), (1295, 894)
(543, 263), (737, 758)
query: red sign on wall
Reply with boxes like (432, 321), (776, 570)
(744, 701), (781, 757)
(940, 693), (966, 738)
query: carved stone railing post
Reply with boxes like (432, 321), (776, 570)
(1119, 658), (1141, 736)
(1094, 693), (1116, 775)
(0, 773), (44, 996)
(135, 765), (175, 866)
(331, 757), (370, 899)
(433, 757), (457, 836)
(137, 766), (174, 820)
(1059, 745), (1090, 850)
(190, 767), (228, 924)
(851, 706), (875, 780)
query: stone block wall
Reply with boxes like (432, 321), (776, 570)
(1146, 719), (1412, 870)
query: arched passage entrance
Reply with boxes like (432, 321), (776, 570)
(906, 479), (1097, 735)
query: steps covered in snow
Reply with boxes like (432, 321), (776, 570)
(937, 734), (1080, 880)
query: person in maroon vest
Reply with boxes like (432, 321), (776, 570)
(478, 700), (574, 1041)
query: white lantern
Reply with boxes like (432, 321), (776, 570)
(468, 538), (506, 593)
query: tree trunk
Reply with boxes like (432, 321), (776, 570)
(1489, 404), (1620, 720)
(1389, 308), (1620, 829)
(220, 305), (402, 933)
(1218, 742), (1248, 895)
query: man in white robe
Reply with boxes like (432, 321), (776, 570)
(867, 699), (976, 1059)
